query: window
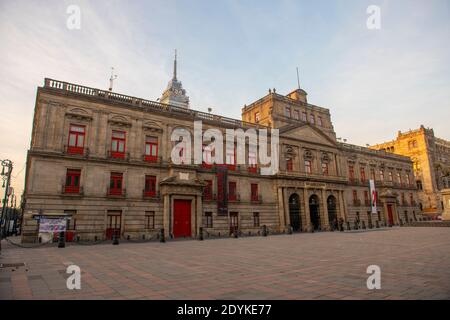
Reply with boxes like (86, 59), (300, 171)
(64, 210), (77, 231)
(287, 158), (293, 172)
(226, 145), (236, 170)
(409, 193), (414, 206)
(203, 144), (214, 168)
(309, 114), (315, 124)
(68, 125), (85, 154)
(380, 170), (385, 181)
(65, 169), (81, 193)
(317, 116), (323, 127)
(406, 174), (411, 186)
(302, 112), (307, 122)
(248, 151), (257, 173)
(370, 168), (376, 181)
(204, 212), (213, 228)
(111, 130), (126, 158)
(360, 167), (366, 182)
(255, 112), (260, 122)
(144, 175), (156, 197)
(321, 162), (328, 176)
(416, 180), (423, 190)
(145, 136), (158, 162)
(304, 160), (312, 174)
(109, 172), (123, 195)
(364, 191), (369, 206)
(349, 165), (355, 180)
(204, 180), (213, 200)
(145, 211), (155, 229)
(253, 212), (260, 227)
(251, 183), (258, 202)
(401, 193), (406, 205)
(293, 110), (300, 120)
(388, 171), (393, 182)
(353, 190), (358, 202)
(285, 107), (291, 118)
(228, 181), (237, 201)
(397, 172), (402, 184)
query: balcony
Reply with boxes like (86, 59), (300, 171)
(107, 187), (126, 198)
(203, 193), (216, 202)
(251, 194), (263, 204)
(61, 185), (84, 196)
(64, 145), (89, 157)
(228, 193), (240, 202)
(143, 190), (159, 199)
(248, 166), (258, 174)
(108, 150), (130, 161)
(144, 155), (161, 164)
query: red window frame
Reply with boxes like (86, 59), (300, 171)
(360, 167), (366, 182)
(111, 130), (126, 159)
(65, 169), (81, 193)
(144, 175), (156, 197)
(322, 162), (328, 176)
(251, 183), (258, 202)
(109, 173), (123, 195)
(349, 165), (355, 180)
(248, 151), (257, 173)
(287, 159), (293, 172)
(67, 124), (85, 155)
(203, 180), (213, 200)
(228, 181), (237, 201)
(145, 136), (158, 162)
(305, 160), (312, 174)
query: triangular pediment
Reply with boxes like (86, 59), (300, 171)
(280, 123), (336, 147)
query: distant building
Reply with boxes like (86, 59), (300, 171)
(159, 50), (189, 108)
(370, 126), (450, 215)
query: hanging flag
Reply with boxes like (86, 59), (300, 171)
(369, 179), (377, 214)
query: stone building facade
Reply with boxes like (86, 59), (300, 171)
(370, 127), (450, 215)
(21, 76), (422, 243)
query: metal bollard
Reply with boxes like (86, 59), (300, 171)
(160, 228), (165, 243)
(199, 227), (204, 241)
(58, 232), (66, 248)
(112, 231), (119, 245)
(262, 225), (268, 237)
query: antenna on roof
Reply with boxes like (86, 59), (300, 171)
(296, 67), (301, 90)
(109, 67), (118, 91)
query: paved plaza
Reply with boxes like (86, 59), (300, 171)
(1, 227), (449, 300)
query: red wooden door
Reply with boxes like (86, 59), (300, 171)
(387, 205), (394, 226)
(173, 200), (191, 238)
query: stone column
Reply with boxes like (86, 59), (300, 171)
(277, 187), (286, 231)
(196, 194), (203, 237)
(163, 194), (170, 238)
(342, 190), (349, 222)
(442, 189), (450, 221)
(303, 188), (311, 231)
(321, 188), (330, 230)
(284, 188), (290, 227)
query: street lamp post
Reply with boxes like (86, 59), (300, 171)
(1, 159), (13, 239)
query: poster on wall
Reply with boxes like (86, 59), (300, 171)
(369, 179), (377, 214)
(39, 218), (67, 233)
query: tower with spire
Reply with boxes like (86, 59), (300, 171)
(160, 50), (190, 108)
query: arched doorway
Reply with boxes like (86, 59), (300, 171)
(289, 193), (302, 232)
(309, 195), (321, 230)
(327, 195), (337, 230)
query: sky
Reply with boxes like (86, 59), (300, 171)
(0, 0), (449, 198)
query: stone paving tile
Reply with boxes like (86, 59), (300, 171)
(1, 227), (450, 300)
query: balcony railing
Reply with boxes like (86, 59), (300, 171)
(62, 185), (83, 196)
(203, 193), (217, 201)
(228, 193), (240, 202)
(108, 150), (130, 161)
(107, 187), (126, 197)
(44, 78), (267, 131)
(64, 145), (89, 157)
(143, 155), (161, 164)
(143, 190), (159, 198)
(251, 194), (263, 203)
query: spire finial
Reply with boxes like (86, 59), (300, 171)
(173, 49), (177, 80)
(296, 67), (301, 90)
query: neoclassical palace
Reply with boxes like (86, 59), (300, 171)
(21, 63), (423, 242)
